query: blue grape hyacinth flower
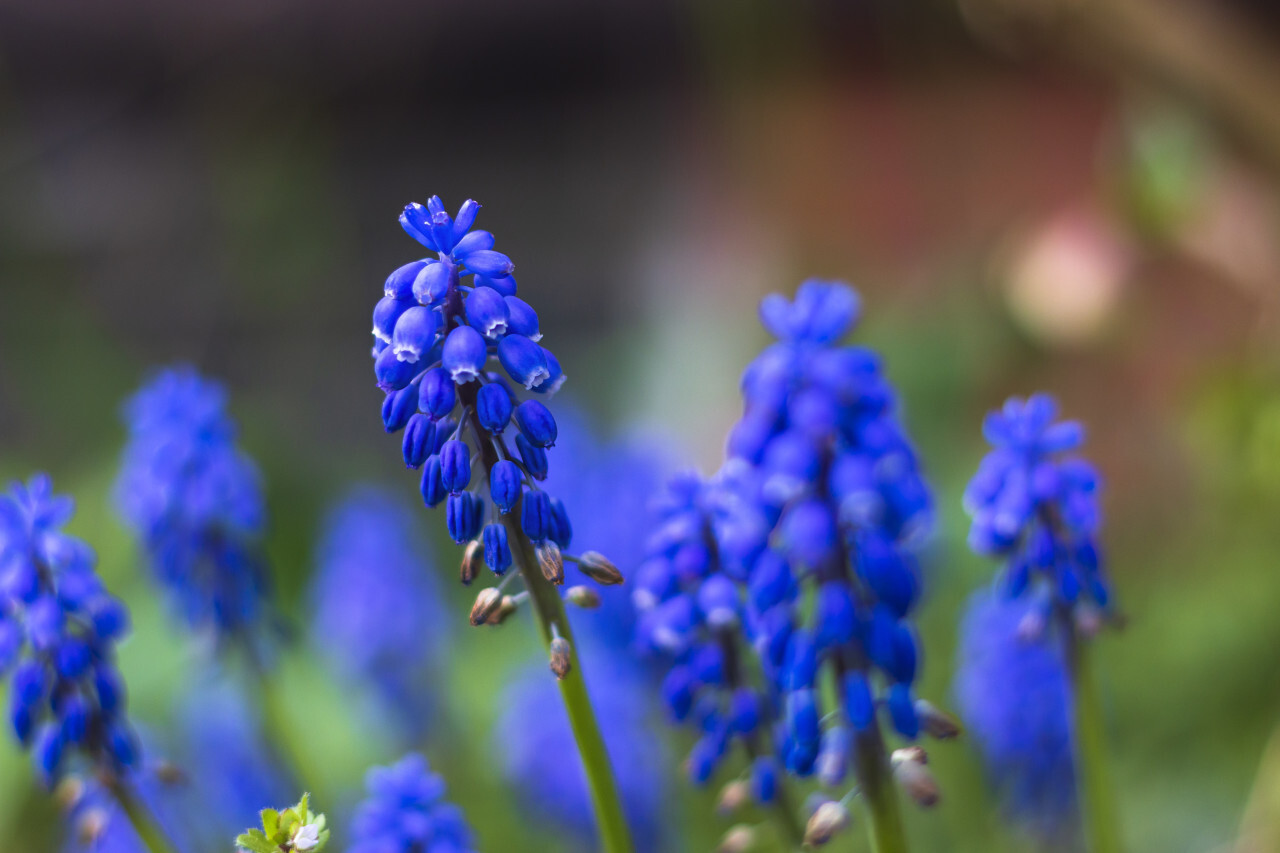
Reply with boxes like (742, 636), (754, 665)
(349, 753), (477, 853)
(965, 393), (1112, 622)
(115, 366), (270, 647)
(498, 644), (670, 852)
(0, 474), (137, 786)
(955, 590), (1077, 843)
(308, 486), (450, 737)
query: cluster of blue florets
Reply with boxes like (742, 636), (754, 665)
(964, 393), (1110, 620)
(372, 197), (574, 583)
(115, 367), (269, 643)
(725, 281), (935, 780)
(0, 475), (136, 786)
(633, 470), (780, 801)
(349, 753), (476, 853)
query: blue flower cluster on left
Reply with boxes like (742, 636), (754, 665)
(115, 367), (269, 645)
(0, 475), (136, 785)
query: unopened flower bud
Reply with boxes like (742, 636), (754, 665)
(717, 824), (757, 853)
(549, 637), (572, 679)
(485, 595), (519, 625)
(579, 550), (624, 585)
(54, 775), (85, 811)
(716, 779), (750, 815)
(76, 808), (111, 844)
(565, 585), (601, 609)
(1074, 603), (1104, 638)
(892, 746), (940, 808)
(537, 541), (564, 585)
(913, 699), (962, 740)
(804, 800), (850, 846)
(460, 540), (484, 586)
(470, 588), (502, 626)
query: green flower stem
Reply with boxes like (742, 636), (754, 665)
(104, 774), (180, 853)
(854, 724), (909, 853)
(250, 652), (328, 805)
(502, 513), (635, 853)
(1063, 620), (1124, 853)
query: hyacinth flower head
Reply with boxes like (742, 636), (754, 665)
(954, 590), (1077, 845)
(115, 367), (270, 648)
(718, 280), (954, 848)
(307, 486), (449, 737)
(368, 196), (633, 852)
(348, 753), (475, 853)
(964, 394), (1122, 850)
(965, 393), (1112, 627)
(0, 475), (137, 787)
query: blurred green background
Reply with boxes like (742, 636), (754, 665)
(2, 1), (1280, 851)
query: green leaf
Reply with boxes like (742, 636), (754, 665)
(260, 808), (280, 839)
(234, 829), (278, 853)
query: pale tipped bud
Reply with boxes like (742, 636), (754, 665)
(537, 541), (565, 585)
(54, 775), (85, 811)
(804, 801), (850, 847)
(76, 808), (111, 845)
(914, 699), (962, 740)
(549, 636), (572, 679)
(716, 779), (750, 815)
(892, 746), (940, 808)
(1074, 603), (1104, 638)
(485, 595), (519, 625)
(470, 587), (502, 626)
(461, 540), (484, 586)
(155, 759), (188, 786)
(717, 824), (757, 853)
(565, 585), (601, 609)
(579, 550), (624, 585)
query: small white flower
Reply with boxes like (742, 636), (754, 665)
(292, 823), (321, 851)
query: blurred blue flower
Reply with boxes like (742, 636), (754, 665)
(965, 393), (1111, 617)
(307, 486), (450, 736)
(0, 474), (137, 786)
(349, 753), (476, 853)
(497, 643), (670, 851)
(115, 366), (271, 646)
(954, 589), (1077, 842)
(61, 766), (189, 853)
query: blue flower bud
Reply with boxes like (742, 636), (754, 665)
(441, 326), (488, 384)
(11, 703), (32, 744)
(440, 440), (472, 495)
(514, 400), (557, 447)
(54, 639), (90, 680)
(887, 682), (919, 739)
(420, 455), (447, 508)
(857, 533), (919, 618)
(107, 723), (138, 767)
(476, 383), (513, 434)
(661, 666), (695, 721)
(786, 688), (819, 745)
(504, 296), (540, 341)
(401, 203), (439, 250)
(779, 499), (837, 568)
(476, 273), (517, 296)
(748, 550), (792, 613)
(785, 737), (818, 776)
(418, 367), (456, 419)
(814, 582), (856, 648)
(0, 558), (38, 603)
(520, 488), (550, 541)
(529, 347), (565, 395)
(391, 306), (439, 364)
(843, 670), (875, 730)
(483, 524), (512, 575)
(381, 386), (417, 433)
(373, 295), (413, 343)
(26, 596), (63, 651)
(402, 414), (436, 469)
(455, 229), (494, 256)
(93, 665), (123, 715)
(0, 621), (21, 674)
(730, 688), (759, 734)
(516, 434), (549, 480)
(87, 598), (128, 643)
(489, 461), (522, 514)
(451, 199), (481, 244)
(463, 250), (514, 278)
(643, 594), (697, 654)
(691, 643), (724, 686)
(783, 629), (817, 690)
(688, 736), (718, 785)
(375, 346), (418, 392)
(697, 575), (739, 628)
(34, 723), (63, 784)
(385, 260), (427, 299)
(446, 493), (483, 544)
(751, 757), (778, 803)
(58, 694), (88, 743)
(547, 497), (572, 549)
(432, 417), (457, 454)
(412, 260), (455, 306)
(816, 726), (851, 787)
(498, 335), (551, 390)
(13, 661), (47, 708)
(466, 286), (510, 339)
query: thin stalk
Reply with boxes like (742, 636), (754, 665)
(248, 652), (327, 804)
(853, 724), (909, 853)
(103, 774), (181, 853)
(1062, 619), (1124, 853)
(503, 514), (634, 853)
